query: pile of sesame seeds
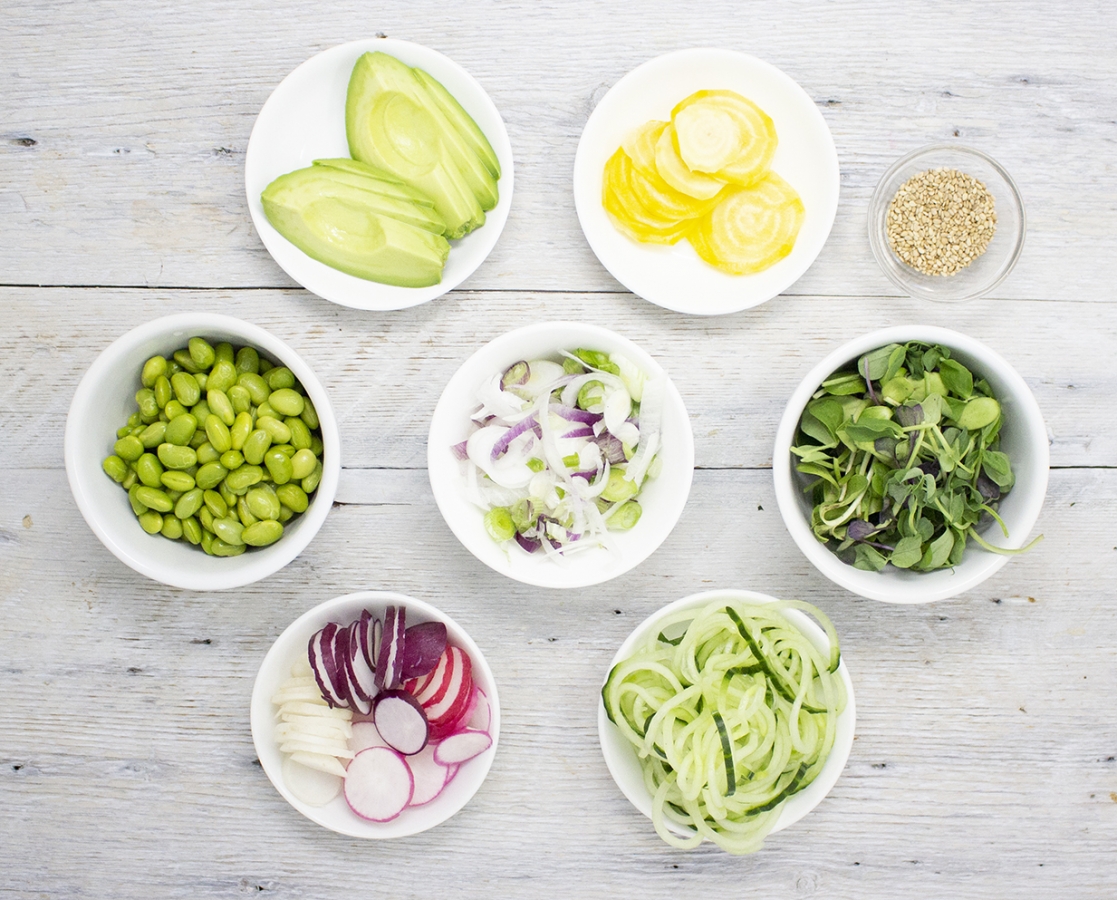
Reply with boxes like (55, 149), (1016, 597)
(885, 167), (997, 276)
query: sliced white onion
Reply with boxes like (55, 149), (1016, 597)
(467, 425), (536, 489)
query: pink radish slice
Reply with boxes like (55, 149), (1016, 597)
(433, 729), (492, 765)
(406, 744), (454, 806)
(429, 682), (483, 742)
(400, 621), (448, 679)
(373, 689), (429, 755)
(309, 624), (347, 708)
(334, 626), (371, 715)
(424, 647), (473, 724)
(414, 647), (455, 706)
(466, 687), (491, 732)
(349, 720), (390, 754)
(348, 620), (379, 706)
(344, 747), (414, 822)
(375, 606), (407, 690)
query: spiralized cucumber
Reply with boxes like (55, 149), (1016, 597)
(602, 597), (845, 854)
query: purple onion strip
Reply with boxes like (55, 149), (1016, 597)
(491, 415), (538, 461)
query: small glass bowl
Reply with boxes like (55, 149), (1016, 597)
(868, 144), (1025, 302)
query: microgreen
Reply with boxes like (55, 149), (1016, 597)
(790, 341), (1041, 573)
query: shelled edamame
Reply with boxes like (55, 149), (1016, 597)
(101, 337), (325, 557)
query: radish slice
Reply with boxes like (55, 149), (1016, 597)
(414, 647), (455, 706)
(424, 647), (473, 725)
(466, 687), (491, 732)
(308, 624), (347, 708)
(400, 621), (448, 679)
(349, 720), (390, 754)
(373, 689), (429, 755)
(376, 606), (407, 690)
(334, 625), (371, 715)
(291, 750), (348, 778)
(433, 729), (492, 765)
(348, 620), (379, 706)
(406, 744), (454, 806)
(344, 747), (414, 822)
(282, 755), (342, 806)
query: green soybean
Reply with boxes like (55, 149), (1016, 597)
(235, 346), (259, 374)
(158, 443), (197, 470)
(225, 464), (263, 493)
(160, 470), (195, 492)
(195, 442), (220, 465)
(256, 415), (291, 444)
(165, 413), (198, 446)
(246, 485), (281, 521)
(188, 337), (215, 369)
(138, 421), (167, 449)
(153, 375), (173, 409)
(285, 417), (311, 451)
(103, 455), (129, 483)
(289, 448), (317, 480)
(161, 516), (184, 540)
(206, 358), (238, 393)
(199, 506), (215, 533)
(128, 484), (148, 515)
(213, 516), (245, 546)
(210, 537), (246, 557)
(138, 511), (164, 534)
(275, 483), (308, 513)
(116, 425), (133, 439)
(242, 429), (272, 465)
(300, 398), (320, 430)
(228, 384), (251, 414)
(175, 488), (204, 519)
(230, 412), (253, 450)
(141, 356), (168, 387)
(264, 448), (293, 485)
(193, 371), (208, 392)
(218, 480), (237, 510)
(190, 400), (211, 423)
(121, 470), (137, 490)
(310, 434), (324, 457)
(219, 450), (244, 470)
(162, 400), (187, 420)
(202, 489), (227, 518)
(195, 462), (228, 490)
(134, 486), (173, 512)
(135, 453), (164, 488)
(302, 460), (323, 494)
(237, 372), (270, 406)
(136, 388), (160, 420)
(277, 504), (294, 523)
(268, 388), (304, 417)
(172, 348), (202, 373)
(171, 372), (201, 406)
(264, 366), (295, 391)
(206, 389), (235, 426)
(215, 342), (235, 365)
(205, 415), (232, 453)
(200, 529), (215, 555)
(243, 520), (283, 547)
(182, 516), (202, 545)
(237, 497), (258, 527)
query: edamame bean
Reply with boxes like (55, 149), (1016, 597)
(102, 455), (129, 483)
(190, 400), (211, 423)
(300, 397), (319, 430)
(237, 372), (270, 406)
(236, 497), (258, 527)
(127, 412), (143, 428)
(258, 356), (274, 374)
(175, 488), (204, 520)
(255, 401), (277, 420)
(207, 389), (235, 426)
(171, 372), (201, 406)
(113, 434), (144, 461)
(210, 537), (246, 557)
(135, 453), (164, 488)
(165, 359), (182, 376)
(219, 450), (244, 470)
(141, 356), (168, 387)
(268, 388), (304, 417)
(242, 520), (283, 547)
(205, 414), (232, 453)
(128, 484), (148, 515)
(161, 516), (184, 540)
(265, 448), (293, 485)
(172, 349), (203, 373)
(213, 516), (245, 546)
(153, 375), (173, 409)
(138, 421), (167, 448)
(206, 359), (238, 393)
(195, 462), (228, 490)
(160, 470), (195, 492)
(121, 470), (137, 490)
(228, 384), (251, 414)
(275, 483), (308, 513)
(195, 442), (220, 465)
(193, 371), (207, 393)
(165, 413), (198, 446)
(230, 412), (253, 450)
(256, 415), (291, 444)
(246, 485), (281, 521)
(289, 448), (317, 480)
(116, 425), (133, 439)
(203, 489), (227, 518)
(139, 511), (164, 534)
(182, 516), (202, 545)
(136, 388), (160, 419)
(225, 464), (263, 493)
(157, 443), (197, 470)
(285, 417), (311, 451)
(235, 346), (259, 374)
(310, 434), (324, 457)
(200, 529), (215, 555)
(242, 429), (272, 465)
(264, 366), (295, 391)
(163, 400), (188, 420)
(217, 481), (237, 511)
(199, 506), (215, 533)
(134, 485), (173, 512)
(277, 504), (294, 523)
(214, 342), (234, 365)
(189, 337), (216, 369)
(301, 460), (323, 494)
(189, 429), (208, 449)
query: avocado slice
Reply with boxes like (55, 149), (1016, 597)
(262, 167), (450, 287)
(411, 66), (501, 180)
(346, 52), (496, 235)
(312, 158), (438, 209)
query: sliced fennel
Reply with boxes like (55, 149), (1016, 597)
(458, 349), (662, 556)
(602, 597), (845, 854)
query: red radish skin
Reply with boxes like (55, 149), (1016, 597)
(373, 689), (430, 755)
(433, 729), (493, 766)
(322, 622), (354, 709)
(400, 621), (448, 680)
(309, 624), (347, 708)
(375, 606), (407, 690)
(344, 747), (414, 822)
(406, 744), (454, 806)
(423, 647), (473, 724)
(334, 625), (372, 715)
(371, 617), (383, 673)
(414, 647), (456, 707)
(348, 619), (379, 705)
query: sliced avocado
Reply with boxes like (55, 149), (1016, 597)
(264, 167), (446, 234)
(411, 66), (501, 180)
(313, 156), (405, 184)
(312, 159), (436, 207)
(262, 168), (450, 288)
(346, 52), (495, 234)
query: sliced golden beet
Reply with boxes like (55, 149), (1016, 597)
(622, 120), (668, 179)
(654, 122), (727, 200)
(627, 154), (720, 222)
(689, 172), (804, 275)
(602, 148), (693, 245)
(671, 90), (777, 186)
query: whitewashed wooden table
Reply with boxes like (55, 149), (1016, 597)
(3, 2), (1116, 897)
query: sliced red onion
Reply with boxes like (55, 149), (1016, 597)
(562, 425), (595, 439)
(514, 531), (541, 553)
(595, 433), (626, 464)
(451, 440), (469, 461)
(490, 414), (538, 461)
(552, 403), (602, 425)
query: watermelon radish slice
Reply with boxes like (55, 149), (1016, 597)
(406, 744), (455, 806)
(434, 729), (492, 766)
(400, 621), (448, 680)
(344, 746), (413, 822)
(373, 689), (429, 755)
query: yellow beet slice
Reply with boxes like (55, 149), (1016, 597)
(654, 123), (728, 200)
(689, 172), (804, 274)
(622, 120), (668, 178)
(602, 148), (693, 244)
(672, 90), (777, 186)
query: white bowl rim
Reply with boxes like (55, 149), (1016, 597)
(597, 588), (856, 841)
(250, 589), (500, 838)
(426, 321), (696, 588)
(244, 37), (514, 311)
(772, 325), (1049, 603)
(64, 312), (341, 591)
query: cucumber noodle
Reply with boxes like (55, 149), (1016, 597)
(602, 597), (846, 854)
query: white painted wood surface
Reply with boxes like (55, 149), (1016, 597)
(2, 2), (1116, 897)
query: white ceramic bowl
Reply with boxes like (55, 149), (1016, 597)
(773, 326), (1048, 603)
(250, 590), (500, 838)
(65, 313), (341, 591)
(598, 589), (855, 844)
(245, 38), (514, 311)
(573, 48), (839, 316)
(427, 322), (695, 589)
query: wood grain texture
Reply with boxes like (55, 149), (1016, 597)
(1, 1), (1116, 299)
(2, 1), (1117, 897)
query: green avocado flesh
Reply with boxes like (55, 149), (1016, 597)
(262, 166), (450, 287)
(346, 51), (499, 238)
(411, 67), (501, 180)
